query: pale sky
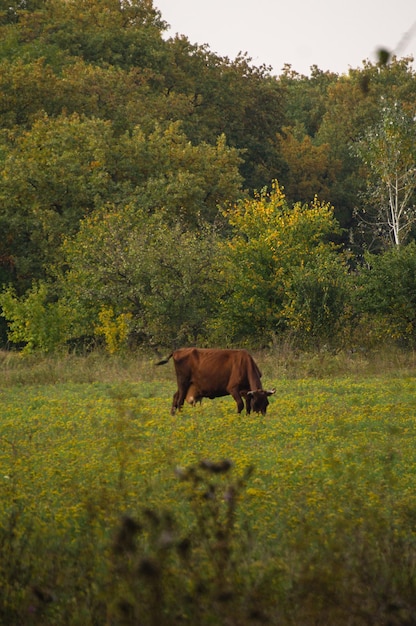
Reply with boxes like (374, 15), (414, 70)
(154, 0), (416, 76)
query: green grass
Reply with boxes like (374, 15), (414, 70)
(1, 352), (416, 624)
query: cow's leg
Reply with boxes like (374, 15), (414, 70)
(241, 391), (252, 414)
(171, 391), (179, 415)
(171, 385), (188, 415)
(229, 388), (244, 413)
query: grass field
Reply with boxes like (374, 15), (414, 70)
(1, 350), (416, 625)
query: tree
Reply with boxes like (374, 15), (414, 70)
(354, 100), (416, 247)
(1, 204), (227, 351)
(114, 123), (243, 226)
(0, 282), (70, 352)
(58, 60), (184, 136)
(1, 0), (167, 69)
(316, 57), (416, 243)
(0, 0), (46, 26)
(0, 114), (242, 290)
(0, 58), (63, 128)
(279, 64), (339, 138)
(162, 38), (286, 191)
(57, 206), (225, 349)
(212, 182), (350, 347)
(354, 242), (416, 345)
(0, 113), (117, 286)
(277, 126), (339, 204)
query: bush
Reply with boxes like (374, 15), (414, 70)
(212, 182), (350, 348)
(354, 242), (416, 346)
(0, 283), (71, 353)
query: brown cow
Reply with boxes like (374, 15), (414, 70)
(156, 348), (275, 415)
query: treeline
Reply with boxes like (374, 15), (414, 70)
(0, 0), (416, 352)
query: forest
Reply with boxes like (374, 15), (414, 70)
(1, 0), (416, 353)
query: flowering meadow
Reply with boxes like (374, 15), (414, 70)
(1, 355), (416, 625)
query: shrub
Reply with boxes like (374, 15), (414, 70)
(0, 283), (70, 353)
(354, 242), (416, 346)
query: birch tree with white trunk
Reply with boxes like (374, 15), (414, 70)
(355, 100), (416, 247)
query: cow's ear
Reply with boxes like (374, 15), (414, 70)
(266, 388), (276, 396)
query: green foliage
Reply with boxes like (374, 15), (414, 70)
(213, 182), (349, 347)
(0, 113), (117, 284)
(354, 242), (416, 345)
(0, 56), (166, 134)
(0, 58), (62, 128)
(316, 57), (416, 236)
(0, 283), (70, 352)
(57, 60), (170, 135)
(0, 0), (286, 193)
(0, 0), (166, 69)
(282, 252), (351, 347)
(59, 205), (226, 349)
(115, 125), (243, 225)
(354, 100), (416, 247)
(280, 64), (339, 137)
(0, 0), (416, 352)
(162, 39), (286, 191)
(0, 115), (242, 289)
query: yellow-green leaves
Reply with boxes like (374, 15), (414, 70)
(216, 181), (349, 346)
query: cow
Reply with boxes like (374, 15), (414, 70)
(156, 348), (275, 415)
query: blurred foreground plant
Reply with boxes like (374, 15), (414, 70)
(108, 459), (258, 626)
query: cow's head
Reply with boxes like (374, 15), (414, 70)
(246, 388), (275, 415)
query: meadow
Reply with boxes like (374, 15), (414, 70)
(1, 349), (416, 625)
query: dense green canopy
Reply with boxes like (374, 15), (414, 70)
(0, 0), (416, 350)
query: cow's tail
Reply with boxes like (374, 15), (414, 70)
(155, 353), (173, 366)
